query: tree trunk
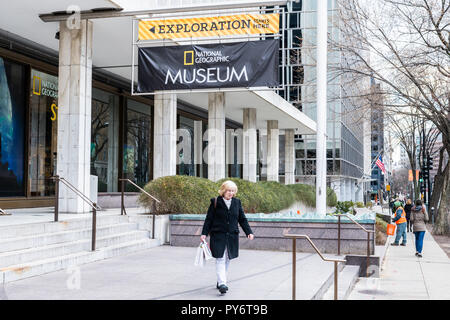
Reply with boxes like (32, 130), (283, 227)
(433, 162), (450, 235)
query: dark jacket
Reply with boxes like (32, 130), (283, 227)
(404, 203), (413, 219)
(201, 196), (253, 260)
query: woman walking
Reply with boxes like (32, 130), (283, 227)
(200, 180), (254, 295)
(404, 199), (413, 232)
(410, 199), (429, 257)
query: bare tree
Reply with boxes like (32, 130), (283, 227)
(333, 0), (450, 234)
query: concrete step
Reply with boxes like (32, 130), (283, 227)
(0, 231), (150, 268)
(0, 238), (161, 283)
(0, 222), (139, 253)
(321, 265), (360, 300)
(0, 214), (130, 239)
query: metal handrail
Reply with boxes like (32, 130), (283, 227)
(119, 178), (160, 239)
(57, 177), (101, 211)
(284, 233), (346, 300)
(331, 213), (375, 277)
(51, 175), (99, 251)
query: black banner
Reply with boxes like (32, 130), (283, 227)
(137, 40), (279, 92)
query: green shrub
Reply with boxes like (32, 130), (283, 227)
(355, 201), (365, 208)
(335, 201), (356, 214)
(139, 175), (217, 214)
(376, 216), (388, 245)
(138, 176), (338, 214)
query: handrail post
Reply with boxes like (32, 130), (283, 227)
(334, 261), (338, 300)
(152, 213), (156, 239)
(121, 178), (125, 216)
(54, 175), (59, 222)
(292, 238), (296, 300)
(367, 231), (370, 277)
(92, 203), (97, 251)
(337, 215), (341, 255)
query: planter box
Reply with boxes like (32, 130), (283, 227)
(169, 214), (376, 255)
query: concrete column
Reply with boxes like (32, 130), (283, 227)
(207, 93), (225, 182)
(153, 93), (177, 179)
(243, 108), (257, 182)
(284, 129), (295, 185)
(316, 0), (328, 215)
(266, 120), (279, 182)
(57, 20), (93, 213)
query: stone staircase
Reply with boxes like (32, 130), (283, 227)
(0, 214), (161, 283)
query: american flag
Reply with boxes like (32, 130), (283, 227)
(376, 155), (386, 175)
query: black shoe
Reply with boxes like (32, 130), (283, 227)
(417, 253), (423, 258)
(400, 243), (406, 246)
(415, 252), (419, 256)
(391, 243), (399, 246)
(218, 284), (228, 294)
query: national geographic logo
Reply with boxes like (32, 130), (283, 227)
(33, 76), (58, 99)
(184, 51), (194, 65)
(183, 49), (230, 66)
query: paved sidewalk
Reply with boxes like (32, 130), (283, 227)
(348, 230), (450, 300)
(0, 245), (340, 300)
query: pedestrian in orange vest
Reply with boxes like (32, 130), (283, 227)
(391, 201), (407, 246)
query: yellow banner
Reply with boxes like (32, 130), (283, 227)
(138, 13), (279, 40)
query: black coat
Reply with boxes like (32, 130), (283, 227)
(201, 196), (253, 260)
(404, 203), (413, 219)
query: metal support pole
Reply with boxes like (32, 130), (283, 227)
(367, 232), (370, 277)
(152, 214), (156, 239)
(334, 261), (338, 300)
(121, 179), (125, 216)
(338, 215), (341, 255)
(92, 203), (97, 251)
(292, 238), (296, 300)
(54, 175), (59, 222)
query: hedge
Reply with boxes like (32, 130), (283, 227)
(139, 175), (338, 214)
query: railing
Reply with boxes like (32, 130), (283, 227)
(332, 213), (375, 277)
(119, 178), (161, 239)
(51, 175), (101, 251)
(0, 208), (11, 215)
(283, 234), (346, 300)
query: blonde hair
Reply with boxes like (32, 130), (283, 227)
(406, 199), (412, 205)
(218, 180), (238, 196)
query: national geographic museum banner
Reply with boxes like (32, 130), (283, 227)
(137, 39), (279, 92)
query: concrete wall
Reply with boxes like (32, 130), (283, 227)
(169, 218), (375, 255)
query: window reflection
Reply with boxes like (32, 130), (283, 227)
(123, 99), (152, 190)
(91, 88), (119, 192)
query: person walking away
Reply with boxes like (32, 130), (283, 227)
(200, 180), (254, 295)
(404, 199), (413, 232)
(391, 201), (407, 246)
(410, 199), (429, 257)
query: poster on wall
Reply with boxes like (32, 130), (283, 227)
(137, 39), (279, 92)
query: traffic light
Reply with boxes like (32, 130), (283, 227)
(420, 183), (425, 193)
(427, 156), (434, 170)
(423, 170), (429, 180)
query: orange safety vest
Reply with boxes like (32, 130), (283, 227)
(395, 207), (407, 224)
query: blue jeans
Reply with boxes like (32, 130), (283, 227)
(394, 222), (407, 244)
(414, 231), (425, 253)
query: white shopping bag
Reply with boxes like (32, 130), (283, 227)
(194, 244), (205, 267)
(194, 240), (213, 267)
(201, 240), (213, 261)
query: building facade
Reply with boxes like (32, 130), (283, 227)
(0, 0), (317, 211)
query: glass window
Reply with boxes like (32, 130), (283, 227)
(29, 69), (58, 196)
(91, 88), (120, 192)
(177, 115), (196, 177)
(0, 58), (26, 197)
(123, 99), (152, 190)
